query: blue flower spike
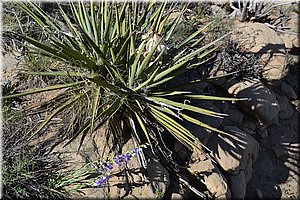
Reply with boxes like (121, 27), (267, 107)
(131, 147), (143, 156)
(101, 162), (114, 173)
(123, 153), (131, 162)
(93, 175), (109, 188)
(91, 145), (147, 187)
(114, 155), (123, 167)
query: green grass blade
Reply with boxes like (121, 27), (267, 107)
(165, 6), (186, 41)
(148, 97), (227, 118)
(81, 1), (92, 38)
(2, 81), (85, 99)
(153, 58), (189, 82)
(140, 3), (161, 32)
(78, 1), (87, 32)
(128, 41), (146, 87)
(152, 39), (225, 83)
(18, 2), (46, 30)
(180, 113), (226, 135)
(144, 50), (164, 75)
(150, 104), (182, 120)
(92, 97), (125, 133)
(154, 1), (167, 32)
(168, 72), (236, 91)
(147, 76), (174, 89)
(89, 77), (121, 94)
(90, 87), (101, 136)
(133, 66), (160, 91)
(176, 32), (230, 64)
(51, 39), (96, 68)
(183, 94), (247, 101)
(70, 1), (83, 30)
(20, 35), (68, 60)
(149, 91), (191, 96)
(27, 1), (60, 32)
(134, 112), (152, 146)
(191, 35), (205, 48)
(59, 3), (81, 39)
(90, 0), (99, 45)
(115, 2), (121, 37)
(32, 93), (84, 136)
(135, 38), (162, 79)
(176, 22), (213, 49)
(22, 71), (86, 77)
(150, 106), (195, 140)
(114, 31), (135, 64)
(63, 119), (91, 148)
(79, 27), (110, 66)
(150, 108), (196, 149)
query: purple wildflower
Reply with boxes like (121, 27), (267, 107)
(93, 175), (109, 188)
(122, 153), (131, 162)
(92, 163), (99, 172)
(131, 147), (142, 156)
(102, 162), (113, 173)
(114, 155), (123, 167)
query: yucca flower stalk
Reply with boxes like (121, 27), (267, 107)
(3, 0), (240, 154)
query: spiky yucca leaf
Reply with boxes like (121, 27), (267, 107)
(4, 0), (244, 153)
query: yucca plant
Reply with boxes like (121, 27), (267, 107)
(3, 0), (238, 155)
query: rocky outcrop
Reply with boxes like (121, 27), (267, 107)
(226, 79), (280, 124)
(188, 153), (231, 199)
(207, 126), (259, 174)
(231, 22), (288, 81)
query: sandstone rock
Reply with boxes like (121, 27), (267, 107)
(212, 0), (227, 5)
(227, 171), (247, 199)
(284, 11), (300, 49)
(171, 193), (184, 200)
(184, 101), (223, 142)
(174, 141), (183, 153)
(240, 116), (257, 135)
(74, 188), (107, 199)
(213, 100), (230, 113)
(291, 35), (300, 48)
(268, 115), (280, 126)
(188, 158), (231, 199)
(204, 173), (230, 199)
(268, 125), (296, 146)
(2, 53), (21, 71)
(223, 108), (244, 127)
(226, 79), (280, 124)
(256, 127), (268, 138)
(206, 126), (259, 174)
(284, 111), (299, 132)
(277, 95), (295, 119)
(147, 160), (170, 198)
(2, 56), (21, 87)
(271, 145), (285, 158)
(231, 22), (287, 81)
(210, 5), (226, 16)
(280, 81), (298, 99)
(244, 158), (253, 183)
(256, 188), (263, 199)
(51, 125), (109, 170)
(110, 139), (170, 199)
(279, 33), (294, 49)
(267, 124), (296, 160)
